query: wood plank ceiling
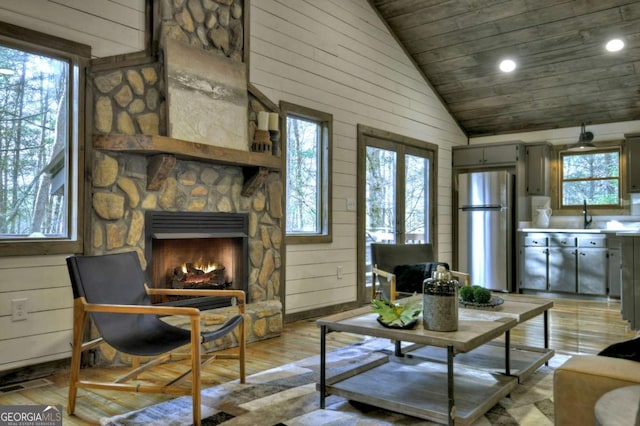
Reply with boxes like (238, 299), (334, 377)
(370, 0), (640, 137)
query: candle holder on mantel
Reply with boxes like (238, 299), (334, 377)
(252, 111), (273, 153)
(267, 112), (280, 157)
(269, 130), (280, 157)
(252, 129), (272, 153)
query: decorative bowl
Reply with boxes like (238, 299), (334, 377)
(459, 295), (504, 309)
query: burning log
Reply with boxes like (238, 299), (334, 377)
(171, 261), (231, 290)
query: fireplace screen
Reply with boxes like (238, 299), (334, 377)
(145, 211), (249, 309)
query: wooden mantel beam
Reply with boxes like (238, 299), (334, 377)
(93, 134), (281, 195)
(93, 134), (281, 170)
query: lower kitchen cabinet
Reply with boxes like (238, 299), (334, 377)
(577, 247), (608, 295)
(607, 237), (622, 298)
(548, 247), (577, 292)
(521, 246), (548, 290)
(519, 232), (609, 295)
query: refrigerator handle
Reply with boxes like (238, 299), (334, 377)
(460, 205), (504, 212)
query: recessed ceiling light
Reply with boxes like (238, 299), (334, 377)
(605, 39), (624, 52)
(499, 59), (516, 73)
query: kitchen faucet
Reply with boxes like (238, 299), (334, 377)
(583, 199), (593, 229)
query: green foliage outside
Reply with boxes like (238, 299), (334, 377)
(562, 151), (620, 206)
(365, 146), (429, 241)
(0, 44), (69, 237)
(286, 116), (320, 234)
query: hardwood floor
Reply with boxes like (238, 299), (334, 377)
(0, 296), (636, 425)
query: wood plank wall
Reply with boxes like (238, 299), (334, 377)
(248, 0), (467, 315)
(0, 256), (73, 371)
(0, 0), (146, 58)
(0, 1), (145, 372)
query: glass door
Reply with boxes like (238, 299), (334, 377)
(359, 132), (434, 300)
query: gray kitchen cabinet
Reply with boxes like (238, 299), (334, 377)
(525, 143), (550, 195)
(620, 237), (640, 329)
(548, 246), (577, 293)
(521, 246), (548, 290)
(608, 237), (622, 297)
(627, 134), (640, 192)
(453, 144), (519, 167)
(578, 248), (607, 294)
(577, 236), (607, 295)
(520, 232), (610, 295)
(520, 234), (548, 290)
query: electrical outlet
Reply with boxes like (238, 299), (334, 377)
(12, 298), (28, 321)
(337, 266), (343, 279)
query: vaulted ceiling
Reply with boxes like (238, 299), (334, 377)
(370, 0), (640, 138)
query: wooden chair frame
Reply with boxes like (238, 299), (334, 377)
(68, 286), (246, 426)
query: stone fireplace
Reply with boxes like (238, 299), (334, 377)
(85, 0), (284, 366)
(145, 210), (249, 310)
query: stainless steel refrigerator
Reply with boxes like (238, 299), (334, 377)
(457, 170), (513, 292)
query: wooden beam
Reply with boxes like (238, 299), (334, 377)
(147, 154), (176, 191)
(93, 134), (281, 170)
(241, 167), (269, 197)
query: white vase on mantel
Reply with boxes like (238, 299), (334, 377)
(535, 208), (552, 228)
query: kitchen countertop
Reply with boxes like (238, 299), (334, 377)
(519, 228), (640, 235)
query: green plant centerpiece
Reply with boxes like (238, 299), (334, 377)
(458, 285), (504, 309)
(371, 298), (422, 329)
(459, 285), (492, 303)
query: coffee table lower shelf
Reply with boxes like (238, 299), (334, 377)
(322, 355), (518, 425)
(405, 342), (555, 383)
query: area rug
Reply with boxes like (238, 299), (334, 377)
(101, 338), (568, 426)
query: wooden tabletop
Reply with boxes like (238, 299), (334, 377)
(495, 293), (554, 322)
(318, 293), (554, 353)
(318, 309), (516, 353)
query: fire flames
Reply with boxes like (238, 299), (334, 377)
(180, 261), (221, 274)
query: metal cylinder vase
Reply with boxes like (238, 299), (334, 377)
(422, 268), (458, 332)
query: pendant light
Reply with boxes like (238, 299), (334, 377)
(574, 123), (594, 149)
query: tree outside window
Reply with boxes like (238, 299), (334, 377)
(561, 149), (620, 207)
(0, 24), (87, 255)
(281, 102), (332, 243)
(0, 45), (69, 237)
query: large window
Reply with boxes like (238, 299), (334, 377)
(281, 102), (332, 243)
(560, 148), (621, 207)
(0, 24), (88, 255)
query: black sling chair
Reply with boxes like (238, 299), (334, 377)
(371, 243), (471, 301)
(66, 251), (245, 425)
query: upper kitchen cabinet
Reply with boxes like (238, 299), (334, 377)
(452, 143), (520, 168)
(626, 133), (640, 193)
(525, 143), (551, 196)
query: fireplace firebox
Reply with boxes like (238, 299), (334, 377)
(144, 211), (249, 310)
